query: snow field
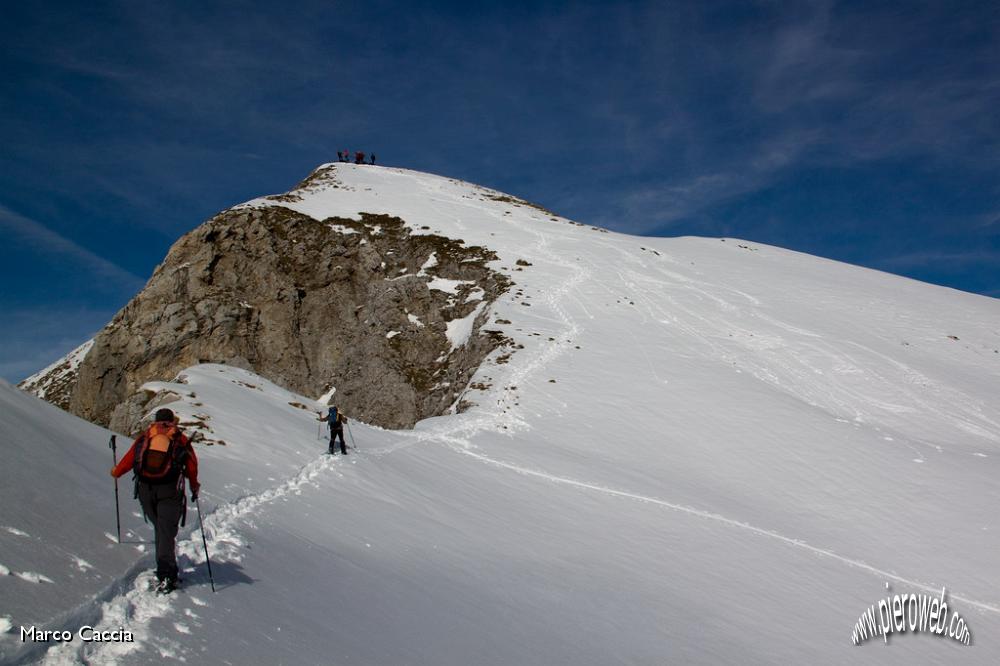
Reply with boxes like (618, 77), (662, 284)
(5, 164), (1000, 663)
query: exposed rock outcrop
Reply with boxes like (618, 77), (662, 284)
(18, 339), (93, 413)
(29, 189), (512, 432)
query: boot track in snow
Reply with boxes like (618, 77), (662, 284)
(24, 452), (347, 666)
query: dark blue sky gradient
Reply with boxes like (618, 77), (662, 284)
(1, 1), (998, 380)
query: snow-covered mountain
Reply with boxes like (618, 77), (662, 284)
(4, 163), (1000, 664)
(25, 165), (513, 433)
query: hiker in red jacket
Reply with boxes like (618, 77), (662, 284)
(111, 408), (200, 593)
(355, 151), (365, 164)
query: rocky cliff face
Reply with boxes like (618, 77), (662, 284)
(18, 339), (93, 413)
(28, 168), (514, 433)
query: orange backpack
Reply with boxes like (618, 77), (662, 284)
(134, 423), (187, 483)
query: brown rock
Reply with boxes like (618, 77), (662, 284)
(31, 188), (512, 432)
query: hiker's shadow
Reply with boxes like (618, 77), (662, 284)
(183, 559), (255, 593)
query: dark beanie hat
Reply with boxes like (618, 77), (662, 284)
(154, 408), (175, 422)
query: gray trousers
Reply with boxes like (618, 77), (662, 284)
(137, 481), (184, 582)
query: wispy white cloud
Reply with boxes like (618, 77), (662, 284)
(616, 127), (820, 232)
(0, 306), (112, 382)
(749, 1), (1000, 168)
(976, 211), (1000, 228)
(876, 249), (1000, 270)
(0, 340), (84, 384)
(0, 0), (995, 303)
(0, 203), (145, 289)
(595, 0), (999, 238)
(752, 1), (860, 113)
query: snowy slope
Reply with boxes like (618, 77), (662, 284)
(0, 379), (145, 655)
(0, 369), (330, 664)
(4, 163), (1000, 664)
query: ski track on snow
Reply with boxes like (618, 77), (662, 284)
(443, 438), (1000, 616)
(366, 210), (1000, 618)
(36, 454), (343, 665)
(605, 243), (1000, 452)
(369, 210), (588, 457)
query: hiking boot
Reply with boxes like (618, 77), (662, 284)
(156, 578), (179, 594)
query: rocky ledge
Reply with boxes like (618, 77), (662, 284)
(25, 194), (513, 434)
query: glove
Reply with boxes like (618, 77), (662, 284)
(191, 491), (199, 502)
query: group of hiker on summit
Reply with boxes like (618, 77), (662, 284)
(109, 403), (350, 594)
(338, 150), (376, 165)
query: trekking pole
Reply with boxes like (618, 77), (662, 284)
(346, 421), (357, 451)
(195, 497), (216, 593)
(109, 435), (121, 543)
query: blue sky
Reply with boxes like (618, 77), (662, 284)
(1, 0), (998, 381)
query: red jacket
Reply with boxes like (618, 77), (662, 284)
(112, 424), (200, 493)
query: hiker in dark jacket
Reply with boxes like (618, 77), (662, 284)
(369, 153), (377, 165)
(327, 406), (348, 454)
(111, 408), (200, 592)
